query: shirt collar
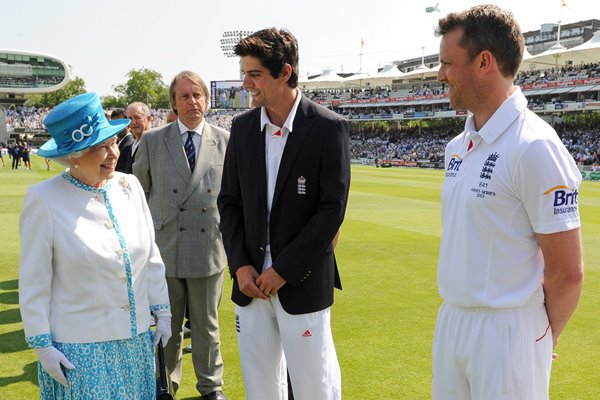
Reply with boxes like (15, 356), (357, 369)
(177, 118), (205, 136)
(464, 86), (527, 144)
(260, 88), (302, 133)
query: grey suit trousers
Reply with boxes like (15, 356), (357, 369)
(164, 273), (225, 394)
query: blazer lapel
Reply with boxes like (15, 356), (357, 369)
(248, 111), (268, 211)
(163, 124), (191, 182)
(272, 97), (314, 207)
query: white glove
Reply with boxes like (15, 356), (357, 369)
(153, 312), (172, 347)
(35, 346), (75, 387)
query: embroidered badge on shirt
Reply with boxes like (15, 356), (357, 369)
(119, 176), (132, 200)
(480, 152), (499, 180)
(297, 176), (306, 195)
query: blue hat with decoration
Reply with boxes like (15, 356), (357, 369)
(39, 92), (130, 158)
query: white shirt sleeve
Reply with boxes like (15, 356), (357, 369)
(515, 134), (581, 234)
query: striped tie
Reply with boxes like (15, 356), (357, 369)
(184, 130), (196, 172)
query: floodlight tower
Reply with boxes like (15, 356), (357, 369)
(220, 30), (253, 79)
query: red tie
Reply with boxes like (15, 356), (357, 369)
(273, 129), (282, 137)
(467, 139), (473, 152)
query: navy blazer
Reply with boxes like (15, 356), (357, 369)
(218, 95), (350, 315)
(116, 133), (136, 174)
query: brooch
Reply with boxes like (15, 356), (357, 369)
(119, 176), (132, 200)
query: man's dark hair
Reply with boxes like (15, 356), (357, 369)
(111, 108), (126, 119)
(435, 4), (524, 78)
(234, 28), (299, 88)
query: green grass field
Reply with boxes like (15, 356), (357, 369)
(1, 158), (599, 399)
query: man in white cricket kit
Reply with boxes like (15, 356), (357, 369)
(432, 5), (584, 400)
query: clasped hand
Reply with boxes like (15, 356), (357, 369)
(236, 265), (286, 299)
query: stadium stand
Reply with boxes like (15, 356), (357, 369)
(4, 63), (599, 170)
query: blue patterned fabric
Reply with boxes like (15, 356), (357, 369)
(38, 330), (156, 400)
(26, 333), (53, 349)
(61, 172), (138, 336)
(150, 304), (170, 313)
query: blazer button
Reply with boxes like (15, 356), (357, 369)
(179, 207), (186, 212)
(201, 228), (206, 233)
(115, 249), (124, 256)
(207, 188), (212, 193)
(259, 247), (264, 252)
(173, 189), (178, 193)
(179, 227), (186, 232)
(105, 220), (113, 229)
(202, 208), (207, 212)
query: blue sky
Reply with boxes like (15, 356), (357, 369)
(1, 0), (596, 96)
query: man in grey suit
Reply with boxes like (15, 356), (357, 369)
(133, 70), (229, 400)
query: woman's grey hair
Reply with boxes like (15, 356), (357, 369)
(53, 148), (89, 167)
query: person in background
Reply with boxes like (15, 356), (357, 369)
(11, 142), (22, 170)
(433, 5), (584, 399)
(166, 109), (177, 124)
(0, 142), (5, 166)
(133, 71), (230, 400)
(22, 141), (32, 170)
(112, 108), (135, 173)
(125, 102), (153, 173)
(19, 92), (171, 399)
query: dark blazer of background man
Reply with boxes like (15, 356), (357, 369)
(111, 108), (135, 173)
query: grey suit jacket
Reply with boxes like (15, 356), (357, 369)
(133, 121), (229, 278)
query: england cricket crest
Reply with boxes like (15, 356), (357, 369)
(297, 176), (306, 195)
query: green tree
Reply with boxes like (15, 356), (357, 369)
(114, 68), (170, 109)
(36, 76), (87, 108)
(101, 95), (127, 109)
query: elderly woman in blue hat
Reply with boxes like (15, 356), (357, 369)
(18, 93), (171, 399)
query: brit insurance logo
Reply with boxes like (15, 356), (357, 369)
(543, 185), (579, 216)
(445, 154), (462, 177)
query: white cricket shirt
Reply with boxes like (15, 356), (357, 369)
(438, 87), (581, 308)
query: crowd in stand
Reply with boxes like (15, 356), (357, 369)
(303, 62), (600, 105)
(5, 106), (243, 133)
(555, 123), (600, 166)
(4, 106), (599, 167)
(347, 124), (600, 166)
(349, 126), (457, 163)
(514, 62), (600, 86)
(3, 65), (599, 168)
(4, 106), (50, 130)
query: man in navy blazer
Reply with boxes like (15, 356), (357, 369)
(218, 28), (350, 400)
(111, 108), (135, 174)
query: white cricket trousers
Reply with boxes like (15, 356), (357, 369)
(432, 302), (553, 400)
(235, 294), (341, 400)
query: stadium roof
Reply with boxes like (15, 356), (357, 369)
(299, 68), (344, 89)
(521, 30), (600, 69)
(0, 48), (71, 94)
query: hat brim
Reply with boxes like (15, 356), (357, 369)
(38, 119), (131, 159)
